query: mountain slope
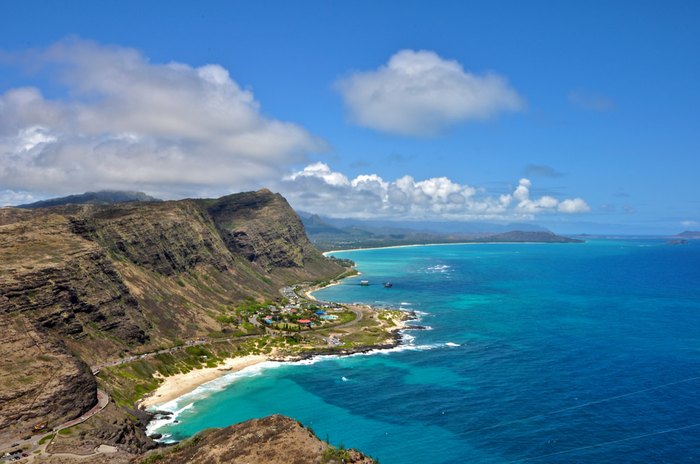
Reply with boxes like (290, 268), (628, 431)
(472, 230), (583, 243)
(18, 190), (160, 208)
(0, 189), (343, 442)
(676, 230), (700, 239)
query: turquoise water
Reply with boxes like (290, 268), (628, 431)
(150, 240), (700, 463)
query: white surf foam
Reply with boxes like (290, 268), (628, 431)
(145, 401), (195, 438)
(426, 264), (451, 273)
(147, 317), (438, 436)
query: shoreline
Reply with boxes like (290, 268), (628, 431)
(140, 316), (415, 412)
(322, 240), (558, 255)
(141, 272), (419, 425)
(303, 273), (362, 301)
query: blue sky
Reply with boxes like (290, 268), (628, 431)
(1, 0), (698, 234)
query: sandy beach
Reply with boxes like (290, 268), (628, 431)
(140, 354), (269, 409)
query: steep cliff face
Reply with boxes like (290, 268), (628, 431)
(0, 214), (150, 359)
(0, 190), (344, 440)
(203, 190), (342, 286)
(0, 214), (135, 436)
(0, 314), (96, 436)
(205, 189), (324, 269)
(73, 201), (234, 276)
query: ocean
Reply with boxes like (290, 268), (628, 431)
(149, 240), (700, 463)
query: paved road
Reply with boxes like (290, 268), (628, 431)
(91, 284), (361, 373)
(0, 389), (110, 462)
(90, 334), (262, 373)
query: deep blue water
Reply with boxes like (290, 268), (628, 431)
(150, 240), (700, 463)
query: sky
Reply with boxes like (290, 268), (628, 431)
(1, 0), (698, 234)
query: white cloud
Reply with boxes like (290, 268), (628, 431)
(558, 198), (592, 213)
(286, 162), (350, 187)
(335, 50), (523, 136)
(0, 39), (324, 197)
(0, 189), (37, 207)
(681, 220), (698, 228)
(279, 163), (590, 220)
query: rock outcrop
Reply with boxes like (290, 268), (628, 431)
(0, 315), (96, 436)
(205, 189), (327, 270)
(138, 414), (376, 464)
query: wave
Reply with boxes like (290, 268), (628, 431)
(148, 361), (287, 415)
(445, 342), (461, 347)
(147, 320), (437, 437)
(145, 401), (195, 440)
(425, 264), (452, 273)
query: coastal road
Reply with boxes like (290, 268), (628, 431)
(0, 389), (110, 462)
(90, 334), (263, 373)
(91, 283), (361, 373)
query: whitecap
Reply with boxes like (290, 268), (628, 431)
(445, 342), (461, 347)
(145, 402), (195, 438)
(341, 376), (349, 382)
(426, 264), (451, 273)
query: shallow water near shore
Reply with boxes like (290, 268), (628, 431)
(150, 240), (700, 463)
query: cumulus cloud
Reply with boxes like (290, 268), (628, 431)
(0, 38), (324, 197)
(558, 198), (592, 213)
(280, 163), (590, 220)
(335, 50), (523, 136)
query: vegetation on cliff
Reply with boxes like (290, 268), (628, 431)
(0, 189), (345, 453)
(138, 414), (376, 464)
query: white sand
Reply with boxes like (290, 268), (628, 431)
(140, 354), (269, 408)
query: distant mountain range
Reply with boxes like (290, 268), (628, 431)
(13, 191), (585, 249)
(18, 190), (160, 208)
(675, 230), (700, 239)
(298, 212), (582, 250)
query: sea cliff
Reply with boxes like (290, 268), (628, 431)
(0, 189), (355, 461)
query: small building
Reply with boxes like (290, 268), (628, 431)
(298, 319), (312, 326)
(315, 309), (326, 316)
